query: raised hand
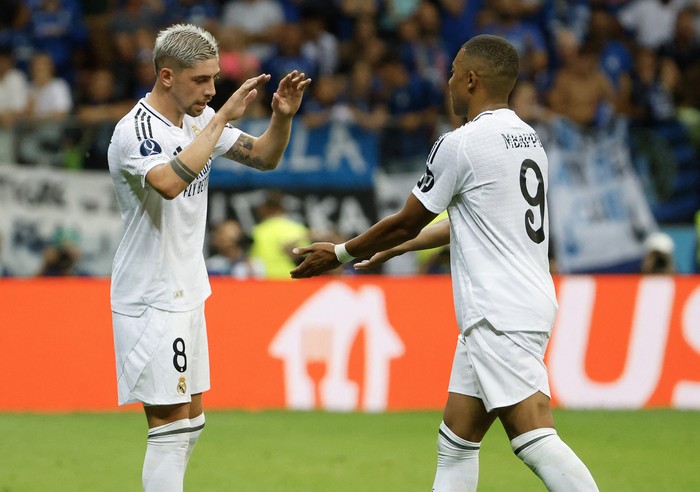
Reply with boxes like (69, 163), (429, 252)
(272, 71), (312, 116)
(219, 73), (271, 122)
(290, 242), (339, 278)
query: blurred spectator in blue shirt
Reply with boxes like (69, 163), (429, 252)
(585, 7), (635, 115)
(263, 22), (318, 96)
(480, 0), (550, 84)
(435, 0), (483, 59)
(630, 47), (679, 126)
(24, 0), (88, 82)
(396, 1), (451, 93)
(376, 50), (441, 172)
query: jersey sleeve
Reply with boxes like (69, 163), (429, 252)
(117, 124), (170, 188)
(412, 131), (468, 213)
(213, 122), (242, 158)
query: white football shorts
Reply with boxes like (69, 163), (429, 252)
(448, 318), (550, 412)
(113, 305), (210, 406)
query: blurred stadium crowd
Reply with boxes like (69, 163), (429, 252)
(1, 0), (699, 277)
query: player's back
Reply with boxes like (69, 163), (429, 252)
(448, 109), (557, 333)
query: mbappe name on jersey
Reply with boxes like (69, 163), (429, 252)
(501, 132), (542, 149)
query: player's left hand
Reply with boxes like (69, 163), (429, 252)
(290, 242), (340, 278)
(272, 70), (312, 116)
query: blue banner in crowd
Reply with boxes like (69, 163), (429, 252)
(210, 120), (379, 189)
(543, 117), (658, 273)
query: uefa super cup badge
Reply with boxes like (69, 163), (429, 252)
(177, 377), (187, 395)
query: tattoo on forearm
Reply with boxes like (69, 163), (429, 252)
(170, 156), (198, 183)
(224, 134), (267, 170)
(205, 123), (218, 142)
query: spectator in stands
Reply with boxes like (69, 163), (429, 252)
(212, 29), (265, 114)
(396, 1), (451, 93)
(344, 60), (389, 131)
(629, 46), (679, 126)
(510, 80), (551, 126)
(36, 227), (84, 276)
(221, 0), (285, 62)
(676, 62), (700, 150)
(206, 219), (264, 278)
(548, 41), (616, 128)
(658, 6), (700, 72)
(381, 0), (422, 32)
(479, 0), (549, 84)
(250, 190), (310, 279)
(617, 0), (692, 50)
(301, 74), (347, 128)
(24, 0), (88, 82)
(26, 52), (72, 119)
(338, 13), (387, 70)
(300, 6), (339, 76)
(641, 231), (676, 274)
(0, 44), (29, 161)
(376, 49), (441, 172)
(585, 7), (634, 115)
(435, 0), (483, 60)
(335, 0), (380, 41)
(171, 0), (221, 33)
(263, 21), (318, 95)
(74, 68), (134, 169)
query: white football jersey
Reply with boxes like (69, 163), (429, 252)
(108, 98), (242, 315)
(413, 109), (558, 333)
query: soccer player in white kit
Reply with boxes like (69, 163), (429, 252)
(108, 24), (310, 491)
(291, 35), (598, 491)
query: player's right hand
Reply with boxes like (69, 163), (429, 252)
(219, 73), (271, 122)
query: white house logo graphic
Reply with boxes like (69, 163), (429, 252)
(269, 281), (405, 411)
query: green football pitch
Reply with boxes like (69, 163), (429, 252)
(1, 409), (698, 491)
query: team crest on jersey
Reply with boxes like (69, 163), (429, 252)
(139, 139), (162, 156)
(177, 377), (187, 395)
(417, 168), (435, 192)
(192, 125), (201, 136)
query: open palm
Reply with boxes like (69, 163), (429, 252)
(272, 70), (312, 116)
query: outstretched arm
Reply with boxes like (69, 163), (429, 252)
(354, 217), (450, 271)
(290, 194), (438, 278)
(223, 70), (312, 170)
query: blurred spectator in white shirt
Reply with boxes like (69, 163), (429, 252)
(27, 52), (72, 119)
(221, 0), (285, 62)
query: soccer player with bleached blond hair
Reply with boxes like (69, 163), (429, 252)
(108, 23), (310, 491)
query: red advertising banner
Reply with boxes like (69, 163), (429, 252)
(1, 275), (699, 412)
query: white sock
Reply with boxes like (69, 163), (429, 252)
(142, 418), (190, 492)
(511, 428), (599, 492)
(431, 421), (480, 492)
(185, 413), (205, 466)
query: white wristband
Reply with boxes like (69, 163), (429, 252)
(334, 242), (356, 264)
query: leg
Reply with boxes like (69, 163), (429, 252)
(142, 402), (192, 492)
(432, 392), (497, 492)
(496, 391), (598, 491)
(186, 393), (206, 465)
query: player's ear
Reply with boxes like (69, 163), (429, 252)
(160, 67), (174, 87)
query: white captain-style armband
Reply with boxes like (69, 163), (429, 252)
(334, 242), (356, 264)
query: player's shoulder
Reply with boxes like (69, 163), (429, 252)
(114, 100), (172, 146)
